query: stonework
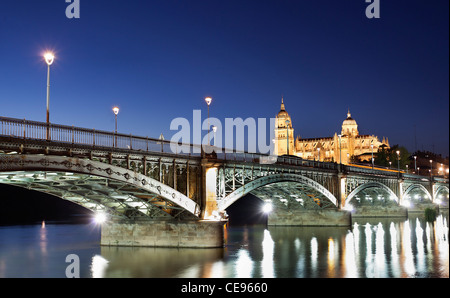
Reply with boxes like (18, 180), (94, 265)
(268, 209), (351, 227)
(351, 206), (408, 218)
(101, 220), (225, 248)
(274, 99), (390, 164)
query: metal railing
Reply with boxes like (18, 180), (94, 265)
(0, 116), (344, 169)
(0, 116), (200, 155)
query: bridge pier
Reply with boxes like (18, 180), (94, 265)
(100, 220), (226, 248)
(351, 206), (408, 218)
(268, 209), (351, 227)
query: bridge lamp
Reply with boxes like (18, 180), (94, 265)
(94, 212), (107, 224)
(44, 51), (55, 140)
(338, 135), (342, 164)
(205, 97), (212, 146)
(212, 125), (217, 147)
(285, 119), (290, 155)
(371, 144), (374, 169)
(113, 106), (119, 147)
(262, 203), (273, 214)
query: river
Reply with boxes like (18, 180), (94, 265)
(0, 214), (448, 278)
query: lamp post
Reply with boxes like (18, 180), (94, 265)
(44, 52), (55, 140)
(429, 160), (433, 178)
(212, 125), (217, 147)
(205, 97), (212, 146)
(417, 167), (420, 175)
(338, 134), (342, 164)
(396, 150), (400, 175)
(414, 156), (417, 173)
(371, 144), (374, 169)
(113, 106), (119, 147)
(285, 119), (290, 155)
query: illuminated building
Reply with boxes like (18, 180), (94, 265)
(274, 98), (390, 164)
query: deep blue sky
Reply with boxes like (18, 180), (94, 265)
(0, 0), (448, 156)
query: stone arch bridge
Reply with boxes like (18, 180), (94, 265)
(0, 117), (448, 247)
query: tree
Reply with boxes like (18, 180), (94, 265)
(375, 144), (410, 170)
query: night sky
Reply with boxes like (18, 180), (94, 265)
(0, 0), (448, 225)
(0, 1), (448, 156)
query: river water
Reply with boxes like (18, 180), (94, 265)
(0, 214), (448, 278)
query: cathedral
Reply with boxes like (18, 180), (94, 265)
(274, 98), (390, 164)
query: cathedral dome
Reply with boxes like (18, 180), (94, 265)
(341, 110), (359, 136)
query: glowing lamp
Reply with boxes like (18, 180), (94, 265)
(44, 52), (55, 65)
(262, 203), (273, 214)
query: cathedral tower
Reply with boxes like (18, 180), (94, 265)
(274, 97), (295, 155)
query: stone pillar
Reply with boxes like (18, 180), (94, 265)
(101, 220), (225, 248)
(268, 209), (351, 227)
(201, 159), (220, 219)
(397, 179), (404, 205)
(338, 174), (347, 209)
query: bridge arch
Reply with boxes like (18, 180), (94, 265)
(403, 184), (433, 202)
(218, 173), (338, 211)
(435, 185), (449, 207)
(0, 154), (200, 219)
(345, 181), (400, 207)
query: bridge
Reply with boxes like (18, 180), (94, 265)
(0, 116), (448, 247)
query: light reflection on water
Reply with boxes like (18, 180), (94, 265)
(0, 214), (448, 278)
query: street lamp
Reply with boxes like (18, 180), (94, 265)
(338, 134), (342, 164)
(396, 150), (400, 174)
(417, 167), (420, 175)
(414, 156), (417, 173)
(44, 51), (55, 140)
(429, 159), (433, 178)
(113, 106), (119, 147)
(205, 97), (212, 145)
(212, 125), (217, 147)
(371, 144), (374, 169)
(285, 119), (290, 155)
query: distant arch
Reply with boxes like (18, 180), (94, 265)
(403, 184), (433, 202)
(346, 182), (399, 205)
(218, 173), (338, 211)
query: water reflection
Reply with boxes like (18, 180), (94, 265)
(96, 214), (448, 278)
(0, 214), (448, 278)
